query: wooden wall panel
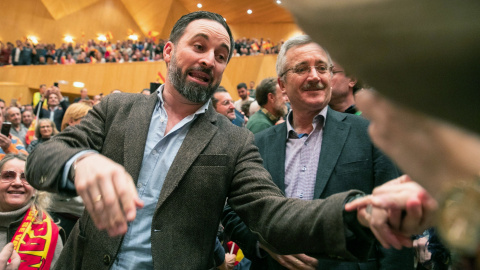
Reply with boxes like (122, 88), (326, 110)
(0, 83), (33, 106)
(0, 55), (278, 103)
(0, 0), (144, 46)
(229, 23), (303, 44)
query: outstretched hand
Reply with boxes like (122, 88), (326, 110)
(346, 175), (438, 249)
(74, 153), (144, 236)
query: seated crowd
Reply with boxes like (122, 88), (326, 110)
(0, 36), (280, 66)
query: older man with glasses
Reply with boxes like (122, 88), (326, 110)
(223, 35), (413, 270)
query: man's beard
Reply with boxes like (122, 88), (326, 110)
(168, 54), (220, 104)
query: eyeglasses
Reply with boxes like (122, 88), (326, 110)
(0, 170), (29, 185)
(332, 70), (345, 75)
(280, 63), (332, 77)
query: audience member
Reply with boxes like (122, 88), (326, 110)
(24, 12), (424, 269)
(22, 105), (33, 113)
(0, 100), (5, 119)
(21, 110), (33, 129)
(0, 42), (12, 66)
(34, 87), (70, 131)
(0, 154), (63, 269)
(26, 119), (58, 153)
(73, 88), (89, 103)
(5, 107), (27, 146)
(233, 82), (254, 112)
(223, 35), (412, 269)
(248, 80), (256, 99)
(329, 61), (362, 115)
(245, 77), (286, 134)
(211, 87), (236, 121)
(10, 41), (22, 66)
(32, 84), (47, 109)
(64, 53), (76, 64)
(60, 102), (92, 132)
(0, 110), (28, 160)
(92, 94), (102, 105)
(240, 100), (252, 118)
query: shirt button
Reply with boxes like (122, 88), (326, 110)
(160, 117), (165, 123)
(301, 166), (306, 172)
(137, 182), (143, 188)
(152, 149), (157, 155)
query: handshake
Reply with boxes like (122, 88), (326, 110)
(345, 175), (438, 250)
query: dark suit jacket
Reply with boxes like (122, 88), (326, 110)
(26, 94), (374, 270)
(34, 99), (70, 131)
(222, 107), (413, 270)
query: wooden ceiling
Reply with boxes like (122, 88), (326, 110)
(176, 0), (294, 24)
(40, 0), (294, 37)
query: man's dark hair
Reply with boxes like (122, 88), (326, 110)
(39, 84), (46, 88)
(236, 82), (247, 90)
(211, 86), (228, 109)
(169, 11), (234, 62)
(255, 77), (277, 106)
(0, 98), (5, 104)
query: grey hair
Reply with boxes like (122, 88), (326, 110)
(276, 35), (333, 80)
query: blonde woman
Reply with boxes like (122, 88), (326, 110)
(60, 102), (92, 131)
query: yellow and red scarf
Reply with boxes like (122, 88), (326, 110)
(10, 207), (59, 269)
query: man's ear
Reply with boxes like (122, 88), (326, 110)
(348, 78), (358, 88)
(267, 92), (275, 103)
(277, 77), (286, 94)
(163, 41), (174, 64)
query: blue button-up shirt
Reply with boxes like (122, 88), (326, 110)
(110, 86), (209, 269)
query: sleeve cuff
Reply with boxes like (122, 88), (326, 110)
(60, 150), (97, 194)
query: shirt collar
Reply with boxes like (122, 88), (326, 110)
(286, 105), (328, 139)
(260, 108), (280, 123)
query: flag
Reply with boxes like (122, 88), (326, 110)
(106, 31), (113, 40)
(226, 241), (245, 266)
(25, 119), (37, 146)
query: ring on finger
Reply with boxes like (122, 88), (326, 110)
(366, 204), (372, 214)
(94, 194), (102, 203)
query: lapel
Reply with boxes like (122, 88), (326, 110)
(313, 107), (350, 198)
(155, 104), (218, 209)
(262, 124), (287, 192)
(124, 94), (158, 183)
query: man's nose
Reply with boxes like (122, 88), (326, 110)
(306, 66), (321, 81)
(200, 50), (215, 68)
